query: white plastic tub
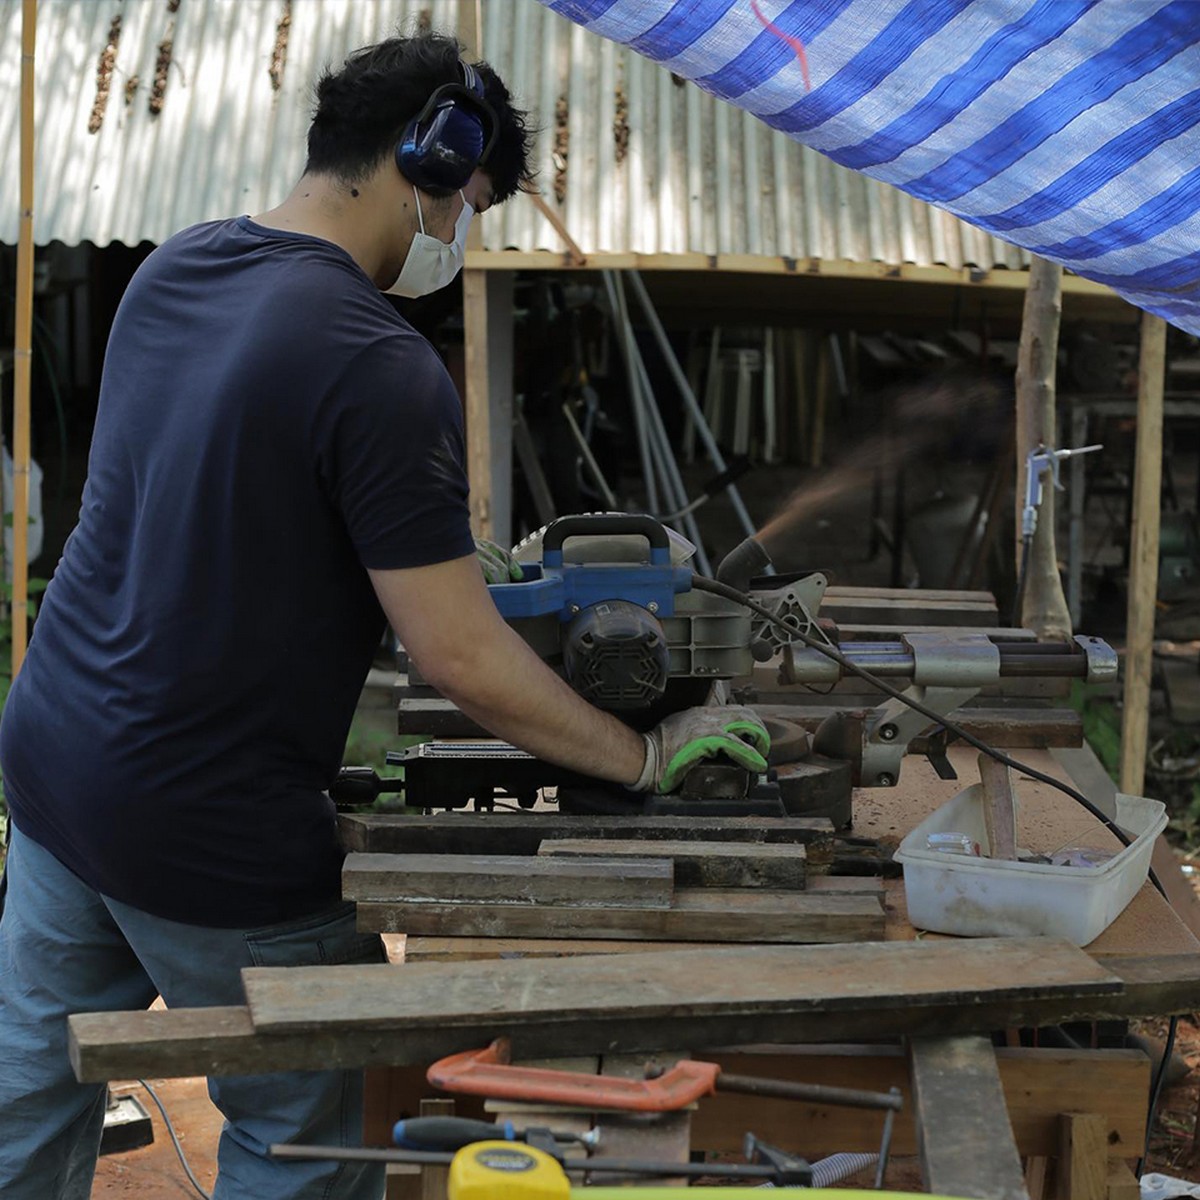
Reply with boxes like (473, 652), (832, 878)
(893, 785), (1166, 945)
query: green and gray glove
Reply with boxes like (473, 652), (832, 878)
(475, 539), (524, 585)
(633, 705), (770, 794)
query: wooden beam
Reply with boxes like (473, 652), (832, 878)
(337, 813), (836, 860)
(342, 851), (674, 909)
(76, 946), (1200, 1083)
(908, 1036), (1028, 1199)
(354, 887), (883, 943)
(11, 0), (36, 675)
(1105, 1159), (1140, 1200)
(537, 838), (807, 890)
(1120, 312), (1167, 796)
(239, 938), (1114, 1035)
(461, 250), (1117, 297)
(1057, 1112), (1107, 1200)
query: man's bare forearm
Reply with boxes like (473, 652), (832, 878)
(415, 621), (646, 785)
(370, 557), (646, 786)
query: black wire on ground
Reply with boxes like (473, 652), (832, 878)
(691, 573), (1180, 1179)
(137, 1079), (212, 1200)
(1136, 1017), (1179, 1178)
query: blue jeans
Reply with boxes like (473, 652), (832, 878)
(0, 826), (386, 1200)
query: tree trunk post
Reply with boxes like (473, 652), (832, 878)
(1014, 256), (1071, 641)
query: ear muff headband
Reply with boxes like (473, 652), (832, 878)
(396, 61), (499, 195)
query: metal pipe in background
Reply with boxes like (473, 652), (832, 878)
(626, 270), (759, 545)
(615, 283), (713, 576)
(560, 403), (618, 511)
(608, 275), (677, 516)
(601, 271), (659, 513)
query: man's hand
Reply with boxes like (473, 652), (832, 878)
(634, 706), (770, 793)
(474, 539), (524, 585)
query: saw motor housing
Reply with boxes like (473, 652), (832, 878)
(491, 515), (754, 727)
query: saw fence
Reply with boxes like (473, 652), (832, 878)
(67, 587), (1200, 1199)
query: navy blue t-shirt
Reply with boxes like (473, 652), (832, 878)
(0, 217), (475, 927)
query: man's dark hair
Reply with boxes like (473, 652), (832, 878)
(305, 32), (534, 203)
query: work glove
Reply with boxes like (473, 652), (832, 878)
(475, 539), (524, 585)
(633, 706), (771, 794)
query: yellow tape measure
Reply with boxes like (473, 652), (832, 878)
(448, 1138), (965, 1199)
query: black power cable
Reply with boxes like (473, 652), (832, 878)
(691, 573), (1179, 1177)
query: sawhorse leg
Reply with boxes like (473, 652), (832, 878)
(908, 1035), (1029, 1200)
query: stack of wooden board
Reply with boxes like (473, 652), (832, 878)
(343, 836), (885, 943)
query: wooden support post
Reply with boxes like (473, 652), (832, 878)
(908, 1035), (1029, 1200)
(1025, 1156), (1049, 1200)
(12, 0), (37, 676)
(461, 271), (514, 545)
(1015, 255), (1070, 641)
(1120, 312), (1167, 797)
(457, 1), (513, 544)
(1105, 1159), (1139, 1200)
(1056, 1112), (1107, 1200)
(419, 1097), (455, 1200)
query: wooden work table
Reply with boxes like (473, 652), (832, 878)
(401, 745), (1200, 964)
(64, 737), (1198, 1199)
(374, 743), (1194, 1200)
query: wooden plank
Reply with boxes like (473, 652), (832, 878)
(817, 595), (999, 627)
(908, 1036), (1028, 1199)
(354, 888), (882, 943)
(1105, 1160), (1139, 1200)
(979, 753), (1018, 860)
(1057, 1112), (1107, 1200)
(338, 813), (836, 860)
(838, 623), (1035, 641)
(825, 585), (998, 604)
(536, 838), (806, 890)
(590, 1055), (691, 1186)
(419, 1097), (453, 1200)
(76, 947), (1200, 1083)
(343, 852), (674, 910)
(241, 938), (1113, 1035)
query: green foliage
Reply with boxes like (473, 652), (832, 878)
(1167, 782), (1200, 850)
(340, 716), (426, 810)
(1067, 680), (1121, 782)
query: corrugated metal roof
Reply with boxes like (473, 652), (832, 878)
(0, 0), (1027, 272)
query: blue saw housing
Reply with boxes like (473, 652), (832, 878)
(486, 515), (693, 621)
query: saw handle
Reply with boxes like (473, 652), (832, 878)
(540, 514), (672, 567)
(393, 1116), (514, 1151)
(427, 1038), (721, 1112)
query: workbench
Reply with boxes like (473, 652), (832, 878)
(353, 744), (1199, 1200)
(65, 587), (1200, 1200)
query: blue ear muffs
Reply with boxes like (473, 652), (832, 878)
(395, 61), (499, 195)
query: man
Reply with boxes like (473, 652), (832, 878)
(0, 32), (767, 1200)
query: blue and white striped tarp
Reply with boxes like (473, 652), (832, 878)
(538, 0), (1200, 334)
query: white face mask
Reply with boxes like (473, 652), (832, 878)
(388, 187), (473, 297)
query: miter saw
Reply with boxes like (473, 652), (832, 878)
(336, 513), (1116, 825)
